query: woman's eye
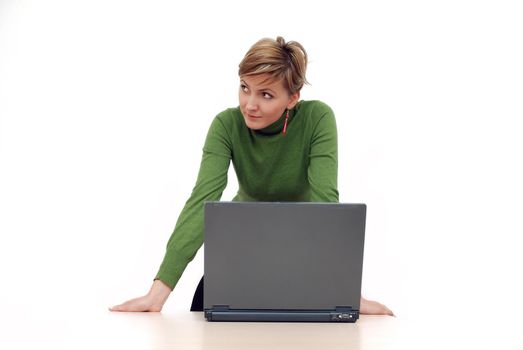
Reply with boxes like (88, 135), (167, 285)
(240, 84), (248, 92)
(262, 92), (273, 99)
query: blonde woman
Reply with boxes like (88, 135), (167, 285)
(110, 37), (394, 316)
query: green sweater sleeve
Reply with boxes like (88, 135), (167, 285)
(155, 116), (232, 289)
(308, 103), (339, 203)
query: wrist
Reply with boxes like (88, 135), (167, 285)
(148, 279), (172, 304)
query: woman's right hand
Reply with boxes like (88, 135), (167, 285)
(109, 279), (172, 312)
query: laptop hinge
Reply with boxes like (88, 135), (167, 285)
(205, 305), (230, 321)
(212, 305), (230, 312)
(335, 306), (354, 312)
(209, 306), (355, 312)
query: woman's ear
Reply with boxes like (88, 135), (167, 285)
(287, 91), (300, 109)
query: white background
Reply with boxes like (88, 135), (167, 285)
(1, 0), (522, 348)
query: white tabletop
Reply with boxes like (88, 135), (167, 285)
(11, 310), (503, 350)
(73, 311), (404, 350)
(3, 307), (523, 350)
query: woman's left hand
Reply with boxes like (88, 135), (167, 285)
(360, 296), (395, 316)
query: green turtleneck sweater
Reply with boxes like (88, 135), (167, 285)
(155, 100), (338, 289)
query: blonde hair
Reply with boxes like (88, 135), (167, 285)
(238, 36), (309, 95)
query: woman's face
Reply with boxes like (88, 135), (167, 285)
(239, 73), (300, 130)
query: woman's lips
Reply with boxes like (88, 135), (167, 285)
(248, 114), (262, 119)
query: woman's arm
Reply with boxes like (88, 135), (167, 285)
(110, 115), (233, 312)
(307, 102), (339, 203)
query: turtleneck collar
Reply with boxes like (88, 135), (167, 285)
(252, 101), (301, 136)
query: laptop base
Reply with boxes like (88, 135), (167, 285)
(205, 306), (359, 322)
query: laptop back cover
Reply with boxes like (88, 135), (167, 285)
(204, 202), (366, 321)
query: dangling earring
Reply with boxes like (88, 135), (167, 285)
(282, 109), (290, 135)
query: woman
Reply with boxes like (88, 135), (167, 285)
(110, 36), (394, 316)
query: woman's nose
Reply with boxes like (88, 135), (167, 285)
(246, 96), (258, 111)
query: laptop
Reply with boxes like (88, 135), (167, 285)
(203, 202), (366, 322)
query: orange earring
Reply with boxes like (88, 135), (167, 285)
(282, 109), (290, 135)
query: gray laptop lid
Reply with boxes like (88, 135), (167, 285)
(203, 202), (366, 313)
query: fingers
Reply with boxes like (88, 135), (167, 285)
(108, 304), (124, 312)
(360, 298), (395, 316)
(109, 300), (136, 312)
(108, 297), (158, 312)
(386, 307), (395, 317)
(378, 302), (395, 317)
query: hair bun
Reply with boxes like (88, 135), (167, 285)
(276, 36), (286, 47)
